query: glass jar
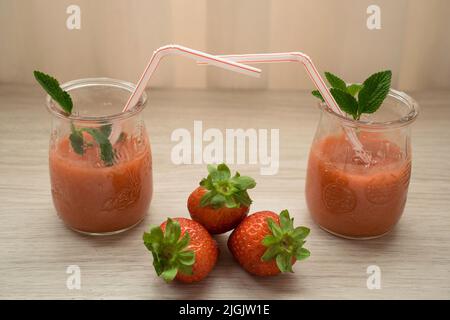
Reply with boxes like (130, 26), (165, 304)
(305, 89), (419, 239)
(47, 78), (152, 235)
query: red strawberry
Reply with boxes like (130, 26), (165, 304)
(187, 164), (256, 234)
(143, 217), (218, 283)
(228, 210), (310, 276)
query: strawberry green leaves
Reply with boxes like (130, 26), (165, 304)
(261, 210), (310, 273)
(143, 218), (195, 282)
(311, 70), (392, 120)
(34, 71), (73, 114)
(199, 163), (256, 209)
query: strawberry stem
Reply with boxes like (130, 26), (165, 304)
(143, 218), (195, 282)
(199, 163), (256, 209)
(261, 210), (310, 273)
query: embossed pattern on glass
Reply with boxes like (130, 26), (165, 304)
(47, 78), (152, 235)
(305, 89), (418, 239)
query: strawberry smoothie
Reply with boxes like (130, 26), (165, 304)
(305, 133), (411, 239)
(49, 134), (152, 234)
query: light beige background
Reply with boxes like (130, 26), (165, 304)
(0, 0), (449, 90)
(1, 0), (450, 300)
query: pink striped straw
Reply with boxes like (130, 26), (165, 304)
(109, 45), (261, 144)
(199, 52), (369, 163)
(122, 45), (261, 112)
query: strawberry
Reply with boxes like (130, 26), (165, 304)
(143, 217), (218, 283)
(228, 210), (310, 276)
(187, 163), (256, 234)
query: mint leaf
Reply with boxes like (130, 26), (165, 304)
(325, 72), (347, 91)
(311, 90), (324, 102)
(33, 71), (73, 114)
(34, 70), (116, 166)
(358, 70), (392, 116)
(346, 84), (363, 97)
(83, 128), (114, 166)
(68, 124), (115, 166)
(117, 132), (126, 142)
(69, 124), (84, 155)
(312, 70), (391, 120)
(330, 88), (359, 119)
(99, 124), (112, 137)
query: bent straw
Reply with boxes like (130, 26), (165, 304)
(198, 52), (370, 163)
(109, 45), (261, 144)
(123, 45), (261, 112)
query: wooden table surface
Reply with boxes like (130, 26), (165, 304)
(0, 84), (449, 300)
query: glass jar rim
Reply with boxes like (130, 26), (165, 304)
(46, 77), (147, 122)
(318, 88), (419, 130)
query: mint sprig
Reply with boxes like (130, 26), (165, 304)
(83, 127), (114, 166)
(311, 70), (392, 120)
(330, 87), (358, 117)
(325, 71), (347, 91)
(199, 163), (256, 209)
(34, 70), (115, 166)
(357, 71), (392, 115)
(347, 83), (363, 97)
(69, 123), (85, 155)
(33, 71), (73, 114)
(69, 124), (115, 166)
